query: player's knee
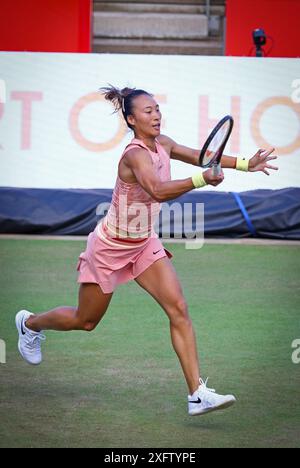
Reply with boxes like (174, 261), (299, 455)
(75, 314), (98, 332)
(74, 306), (101, 332)
(82, 321), (98, 332)
(175, 298), (189, 315)
(169, 299), (190, 326)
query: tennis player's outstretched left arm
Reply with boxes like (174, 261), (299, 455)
(158, 134), (279, 175)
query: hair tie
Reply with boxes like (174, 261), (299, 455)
(122, 97), (126, 113)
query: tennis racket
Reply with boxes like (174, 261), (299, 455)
(199, 115), (234, 176)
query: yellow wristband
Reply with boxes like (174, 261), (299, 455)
(236, 158), (249, 172)
(192, 172), (207, 189)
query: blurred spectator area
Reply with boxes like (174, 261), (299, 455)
(1, 1), (297, 57)
(92, 0), (226, 55)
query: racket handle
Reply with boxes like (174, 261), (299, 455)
(212, 163), (222, 176)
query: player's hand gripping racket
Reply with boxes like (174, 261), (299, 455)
(199, 115), (234, 176)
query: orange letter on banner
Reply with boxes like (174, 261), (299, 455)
(251, 97), (300, 155)
(199, 96), (240, 152)
(230, 97), (240, 153)
(69, 92), (127, 152)
(199, 96), (219, 146)
(11, 91), (43, 150)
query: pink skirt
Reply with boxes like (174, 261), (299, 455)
(77, 229), (173, 294)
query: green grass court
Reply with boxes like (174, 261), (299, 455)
(0, 239), (299, 448)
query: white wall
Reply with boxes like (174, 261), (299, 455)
(0, 53), (299, 191)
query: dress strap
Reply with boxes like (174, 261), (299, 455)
(119, 140), (156, 164)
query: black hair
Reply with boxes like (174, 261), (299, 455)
(100, 85), (152, 130)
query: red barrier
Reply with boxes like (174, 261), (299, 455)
(0, 0), (91, 53)
(226, 0), (300, 58)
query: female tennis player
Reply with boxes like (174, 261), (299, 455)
(16, 86), (278, 416)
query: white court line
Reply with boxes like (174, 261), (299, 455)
(0, 234), (300, 246)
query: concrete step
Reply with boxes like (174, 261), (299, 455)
(94, 0), (225, 5)
(93, 12), (209, 39)
(93, 37), (223, 55)
(92, 1), (225, 55)
(94, 1), (225, 16)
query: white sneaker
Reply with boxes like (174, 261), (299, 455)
(15, 310), (46, 365)
(188, 378), (236, 416)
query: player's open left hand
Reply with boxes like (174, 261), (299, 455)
(249, 148), (279, 176)
(203, 168), (225, 187)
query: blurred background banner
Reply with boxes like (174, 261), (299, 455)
(0, 52), (299, 192)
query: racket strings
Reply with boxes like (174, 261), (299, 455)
(203, 127), (229, 165)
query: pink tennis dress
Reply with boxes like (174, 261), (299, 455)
(76, 138), (173, 294)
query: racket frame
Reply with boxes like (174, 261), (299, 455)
(199, 115), (234, 175)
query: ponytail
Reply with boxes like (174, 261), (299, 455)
(100, 84), (152, 129)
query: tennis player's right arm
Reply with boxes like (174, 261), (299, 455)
(125, 149), (224, 202)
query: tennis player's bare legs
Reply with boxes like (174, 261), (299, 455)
(26, 283), (113, 332)
(135, 257), (200, 395)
